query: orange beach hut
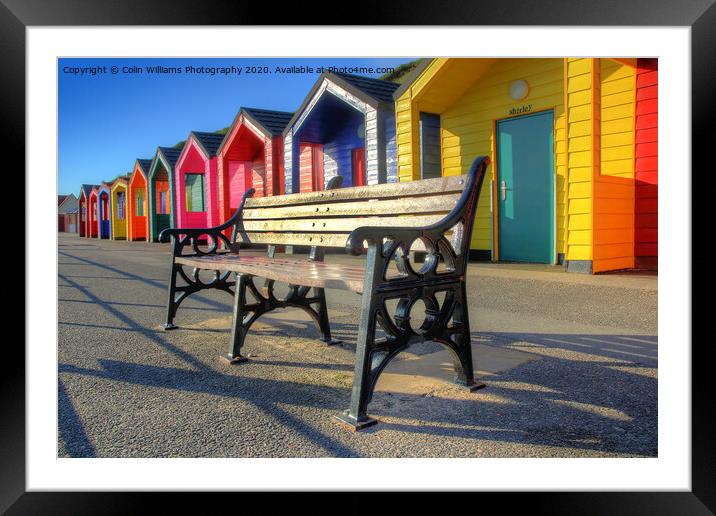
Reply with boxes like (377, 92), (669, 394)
(127, 158), (153, 241)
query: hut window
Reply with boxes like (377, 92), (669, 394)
(117, 192), (125, 220)
(158, 190), (168, 214)
(135, 188), (145, 217)
(185, 173), (205, 212)
(419, 112), (442, 180)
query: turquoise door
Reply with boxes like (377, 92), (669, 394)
(496, 111), (555, 263)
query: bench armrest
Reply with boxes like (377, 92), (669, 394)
(159, 188), (255, 256)
(345, 156), (490, 257)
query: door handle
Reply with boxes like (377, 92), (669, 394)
(500, 181), (507, 201)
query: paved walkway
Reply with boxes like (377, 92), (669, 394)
(58, 233), (657, 457)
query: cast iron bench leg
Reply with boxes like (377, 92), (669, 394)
(335, 292), (381, 431)
(445, 284), (486, 392)
(163, 261), (180, 330)
(315, 287), (342, 346)
(222, 272), (251, 365)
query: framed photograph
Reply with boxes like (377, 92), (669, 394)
(7, 0), (709, 511)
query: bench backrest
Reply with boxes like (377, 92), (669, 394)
(229, 155), (490, 262)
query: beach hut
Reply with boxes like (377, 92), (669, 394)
(127, 159), (153, 241)
(147, 145), (184, 242)
(110, 175), (129, 240)
(393, 57), (656, 273)
(78, 184), (97, 237)
(97, 183), (112, 239)
(282, 71), (399, 194)
(58, 194), (78, 232)
(217, 107), (292, 223)
(174, 131), (224, 230)
(88, 187), (99, 238)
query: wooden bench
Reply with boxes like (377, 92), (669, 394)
(159, 155), (490, 430)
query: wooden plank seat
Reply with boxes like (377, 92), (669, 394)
(175, 254), (367, 293)
(159, 156), (490, 430)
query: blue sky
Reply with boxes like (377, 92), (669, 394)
(58, 57), (414, 195)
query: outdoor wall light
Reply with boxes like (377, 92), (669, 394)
(509, 79), (529, 101)
(356, 122), (366, 139)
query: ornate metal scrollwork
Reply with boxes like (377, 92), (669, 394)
(223, 274), (341, 364)
(337, 156), (491, 430)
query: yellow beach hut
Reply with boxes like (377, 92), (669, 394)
(110, 174), (130, 240)
(393, 57), (651, 273)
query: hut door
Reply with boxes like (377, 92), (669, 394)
(352, 148), (365, 187)
(496, 111), (555, 263)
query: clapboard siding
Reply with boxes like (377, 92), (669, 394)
(564, 58), (594, 262)
(322, 123), (365, 188)
(634, 58), (658, 269)
(592, 59), (636, 272)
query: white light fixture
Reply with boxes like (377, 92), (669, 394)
(356, 123), (365, 139)
(509, 79), (529, 101)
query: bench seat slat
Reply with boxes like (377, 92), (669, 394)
(241, 193), (461, 220)
(175, 255), (366, 293)
(244, 175), (468, 209)
(239, 213), (448, 233)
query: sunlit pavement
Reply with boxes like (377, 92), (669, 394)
(58, 233), (657, 458)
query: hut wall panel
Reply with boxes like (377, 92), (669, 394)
(593, 59), (636, 273)
(563, 58), (595, 263)
(228, 161), (252, 210)
(251, 155), (265, 199)
(322, 123), (365, 188)
(385, 113), (398, 183)
(634, 58), (658, 270)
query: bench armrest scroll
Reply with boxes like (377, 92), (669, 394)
(159, 188), (256, 256)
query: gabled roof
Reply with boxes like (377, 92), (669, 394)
(58, 195), (68, 206)
(330, 71), (400, 103)
(219, 107), (294, 154)
(58, 193), (78, 213)
(283, 71), (400, 136)
(191, 131), (224, 158)
(81, 184), (99, 198)
(135, 159), (153, 175)
(242, 108), (293, 136)
(157, 145), (184, 169)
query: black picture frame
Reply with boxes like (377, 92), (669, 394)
(7, 0), (710, 512)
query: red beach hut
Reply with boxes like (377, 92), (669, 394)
(127, 158), (153, 241)
(78, 184), (98, 238)
(217, 107), (293, 223)
(88, 186), (99, 238)
(174, 132), (224, 230)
